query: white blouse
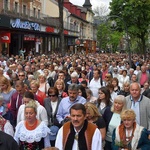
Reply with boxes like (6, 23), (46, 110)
(14, 121), (50, 148)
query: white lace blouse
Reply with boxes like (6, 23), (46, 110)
(14, 121), (50, 148)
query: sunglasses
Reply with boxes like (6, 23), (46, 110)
(49, 94), (56, 97)
(105, 76), (109, 78)
(19, 75), (25, 76)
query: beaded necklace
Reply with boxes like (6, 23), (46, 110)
(25, 119), (38, 130)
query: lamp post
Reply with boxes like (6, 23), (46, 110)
(107, 15), (132, 68)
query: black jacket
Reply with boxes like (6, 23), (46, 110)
(0, 131), (19, 150)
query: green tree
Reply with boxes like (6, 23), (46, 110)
(108, 31), (123, 52)
(97, 22), (123, 52)
(97, 23), (110, 51)
(109, 0), (150, 58)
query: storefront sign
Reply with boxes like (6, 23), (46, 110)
(24, 35), (35, 41)
(0, 32), (11, 43)
(46, 27), (54, 33)
(11, 19), (40, 31)
(64, 30), (68, 35)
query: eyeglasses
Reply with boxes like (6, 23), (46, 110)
(49, 95), (56, 97)
(19, 75), (25, 77)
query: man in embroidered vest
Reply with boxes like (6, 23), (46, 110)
(55, 103), (102, 150)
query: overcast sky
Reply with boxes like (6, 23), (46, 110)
(70, 0), (112, 9)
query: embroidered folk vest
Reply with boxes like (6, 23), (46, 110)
(63, 121), (97, 150)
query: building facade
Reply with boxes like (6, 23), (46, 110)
(0, 0), (96, 56)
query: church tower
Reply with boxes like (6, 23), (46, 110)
(83, 0), (92, 9)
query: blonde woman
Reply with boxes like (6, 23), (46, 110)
(84, 102), (106, 141)
(0, 76), (16, 104)
(38, 74), (50, 96)
(14, 100), (50, 149)
(112, 109), (150, 150)
(103, 95), (127, 150)
(30, 80), (46, 106)
(54, 79), (68, 98)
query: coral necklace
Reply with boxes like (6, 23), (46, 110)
(25, 119), (38, 130)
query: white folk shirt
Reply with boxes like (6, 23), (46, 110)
(55, 126), (102, 150)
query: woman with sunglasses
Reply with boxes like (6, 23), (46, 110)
(44, 87), (61, 146)
(104, 73), (112, 86)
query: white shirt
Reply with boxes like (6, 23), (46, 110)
(118, 75), (130, 90)
(55, 125), (102, 150)
(17, 101), (48, 125)
(89, 78), (102, 98)
(51, 101), (58, 115)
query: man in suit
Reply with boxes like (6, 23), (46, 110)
(126, 82), (150, 138)
(0, 131), (19, 150)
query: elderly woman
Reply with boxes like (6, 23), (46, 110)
(112, 109), (150, 150)
(103, 95), (127, 150)
(14, 100), (50, 149)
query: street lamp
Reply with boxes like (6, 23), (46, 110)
(106, 15), (132, 68)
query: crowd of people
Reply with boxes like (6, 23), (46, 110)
(0, 51), (150, 150)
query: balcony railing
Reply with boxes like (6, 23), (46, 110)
(0, 1), (79, 33)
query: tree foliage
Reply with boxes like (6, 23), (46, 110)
(109, 0), (150, 57)
(97, 23), (123, 52)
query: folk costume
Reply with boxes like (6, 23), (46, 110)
(55, 120), (102, 150)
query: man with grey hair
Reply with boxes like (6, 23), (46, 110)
(126, 82), (150, 138)
(66, 71), (80, 92)
(56, 83), (86, 126)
